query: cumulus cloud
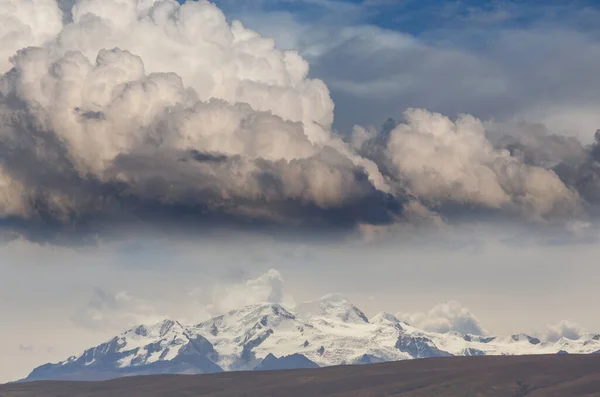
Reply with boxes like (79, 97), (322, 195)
(397, 301), (487, 336)
(207, 269), (294, 314)
(488, 121), (588, 169)
(72, 269), (294, 330)
(227, 1), (600, 146)
(540, 320), (586, 342)
(0, 0), (598, 244)
(0, 0), (63, 73)
(0, 0), (399, 242)
(384, 109), (582, 220)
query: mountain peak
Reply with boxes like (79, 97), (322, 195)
(24, 298), (600, 383)
(295, 293), (369, 324)
(223, 302), (295, 322)
(319, 293), (350, 302)
(509, 334), (541, 345)
(125, 319), (183, 340)
(195, 302), (297, 339)
(254, 353), (319, 371)
(371, 312), (400, 324)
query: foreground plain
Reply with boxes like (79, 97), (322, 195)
(3, 355), (600, 397)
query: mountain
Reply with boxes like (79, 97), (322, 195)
(23, 295), (600, 382)
(253, 353), (319, 371)
(26, 320), (222, 381)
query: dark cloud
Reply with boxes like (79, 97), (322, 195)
(492, 124), (600, 207)
(0, 0), (598, 245)
(0, 92), (404, 244)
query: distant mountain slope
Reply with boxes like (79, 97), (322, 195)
(26, 320), (222, 381)
(23, 294), (600, 382)
(253, 353), (319, 371)
(6, 355), (600, 397)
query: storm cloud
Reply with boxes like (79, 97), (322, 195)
(0, 0), (599, 244)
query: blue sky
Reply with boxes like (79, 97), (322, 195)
(209, 0), (600, 35)
(199, 0), (600, 135)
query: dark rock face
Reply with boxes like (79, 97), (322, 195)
(240, 329), (274, 364)
(511, 334), (541, 345)
(351, 354), (385, 365)
(344, 306), (369, 323)
(395, 335), (453, 359)
(253, 354), (319, 371)
(463, 348), (486, 356)
(463, 335), (496, 344)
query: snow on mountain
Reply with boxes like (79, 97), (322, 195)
(26, 320), (222, 381)
(24, 295), (600, 381)
(295, 293), (370, 324)
(192, 302), (303, 371)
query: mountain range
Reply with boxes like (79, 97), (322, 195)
(24, 294), (600, 381)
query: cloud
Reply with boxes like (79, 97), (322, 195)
(226, 2), (600, 139)
(383, 109), (582, 220)
(18, 344), (34, 353)
(71, 288), (164, 332)
(0, 0), (598, 245)
(0, 0), (402, 242)
(540, 320), (586, 342)
(207, 269), (294, 314)
(327, 25), (600, 138)
(488, 121), (589, 169)
(397, 301), (487, 336)
(0, 0), (63, 73)
(71, 269), (294, 330)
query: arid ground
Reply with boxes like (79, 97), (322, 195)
(2, 354), (600, 397)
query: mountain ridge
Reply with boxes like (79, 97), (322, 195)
(23, 295), (600, 382)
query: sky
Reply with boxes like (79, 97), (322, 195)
(1, 0), (600, 383)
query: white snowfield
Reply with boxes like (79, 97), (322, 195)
(30, 294), (600, 380)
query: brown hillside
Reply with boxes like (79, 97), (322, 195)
(2, 354), (600, 397)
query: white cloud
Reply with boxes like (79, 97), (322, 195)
(0, 0), (63, 73)
(0, 0), (398, 238)
(397, 301), (487, 336)
(385, 109), (582, 220)
(0, 0), (597, 243)
(208, 269), (294, 314)
(71, 269), (294, 331)
(541, 320), (586, 342)
(227, 5), (600, 141)
(71, 288), (165, 332)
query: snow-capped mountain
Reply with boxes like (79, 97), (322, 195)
(27, 320), (222, 381)
(25, 294), (600, 381)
